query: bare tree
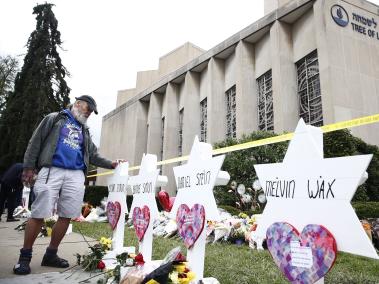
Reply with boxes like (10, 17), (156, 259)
(0, 55), (19, 113)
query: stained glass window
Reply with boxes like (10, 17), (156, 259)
(200, 98), (207, 142)
(160, 117), (165, 161)
(257, 70), (273, 131)
(178, 109), (183, 156)
(226, 86), (236, 138)
(296, 50), (323, 126)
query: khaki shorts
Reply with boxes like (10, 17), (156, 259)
(31, 167), (85, 218)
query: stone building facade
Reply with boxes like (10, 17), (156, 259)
(98, 0), (379, 194)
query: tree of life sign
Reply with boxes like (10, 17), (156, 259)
(171, 136), (230, 282)
(254, 119), (378, 274)
(103, 162), (132, 269)
(128, 154), (168, 262)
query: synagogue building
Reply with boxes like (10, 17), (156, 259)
(98, 0), (379, 194)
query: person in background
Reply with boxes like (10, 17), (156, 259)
(0, 163), (24, 222)
(14, 95), (122, 275)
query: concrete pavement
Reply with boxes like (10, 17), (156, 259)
(0, 218), (102, 283)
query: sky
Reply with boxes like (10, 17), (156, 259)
(1, 0), (378, 147)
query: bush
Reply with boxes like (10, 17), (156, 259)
(218, 205), (263, 217)
(352, 202), (379, 219)
(214, 132), (289, 194)
(324, 130), (379, 201)
(218, 205), (241, 216)
(84, 186), (108, 206)
(214, 186), (236, 207)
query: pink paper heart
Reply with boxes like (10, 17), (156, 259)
(106, 201), (121, 230)
(266, 222), (337, 283)
(176, 204), (205, 249)
(132, 206), (150, 241)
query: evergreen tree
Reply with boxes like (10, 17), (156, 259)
(0, 3), (70, 172)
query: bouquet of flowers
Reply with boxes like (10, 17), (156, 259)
(167, 262), (195, 284)
(138, 247), (195, 284)
(77, 237), (112, 271)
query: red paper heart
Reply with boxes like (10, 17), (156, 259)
(176, 204), (205, 248)
(133, 206), (150, 241)
(158, 190), (175, 212)
(106, 201), (121, 230)
(266, 222), (337, 283)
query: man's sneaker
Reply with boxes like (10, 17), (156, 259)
(13, 256), (31, 275)
(41, 254), (69, 268)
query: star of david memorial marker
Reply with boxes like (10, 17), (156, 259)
(253, 119), (378, 283)
(128, 154), (168, 262)
(171, 136), (230, 282)
(103, 162), (132, 268)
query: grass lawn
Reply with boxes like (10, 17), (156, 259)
(73, 222), (379, 284)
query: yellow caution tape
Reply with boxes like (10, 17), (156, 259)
(87, 113), (379, 178)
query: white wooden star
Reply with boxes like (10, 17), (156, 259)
(170, 136), (229, 221)
(170, 136), (229, 281)
(129, 154), (166, 220)
(107, 161), (129, 250)
(128, 153), (167, 261)
(103, 162), (132, 269)
(254, 119), (378, 259)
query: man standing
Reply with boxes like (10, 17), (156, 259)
(14, 95), (120, 275)
(0, 163), (24, 222)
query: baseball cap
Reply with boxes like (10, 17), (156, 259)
(75, 95), (98, 114)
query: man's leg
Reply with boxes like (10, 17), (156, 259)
(41, 169), (85, 268)
(0, 184), (8, 220)
(48, 217), (71, 249)
(23, 218), (44, 249)
(13, 218), (44, 275)
(6, 189), (19, 221)
(40, 218), (71, 268)
(14, 167), (61, 275)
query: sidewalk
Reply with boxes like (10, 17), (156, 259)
(0, 219), (103, 284)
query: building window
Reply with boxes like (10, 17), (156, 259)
(257, 70), (273, 131)
(160, 117), (165, 161)
(200, 98), (207, 142)
(296, 50), (323, 126)
(226, 85), (236, 138)
(178, 109), (183, 156)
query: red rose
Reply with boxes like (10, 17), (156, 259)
(134, 253), (145, 265)
(97, 260), (105, 270)
(174, 252), (186, 262)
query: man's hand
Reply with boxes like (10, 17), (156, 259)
(22, 168), (36, 187)
(111, 159), (127, 169)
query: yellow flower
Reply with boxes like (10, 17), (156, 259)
(146, 280), (159, 284)
(46, 227), (52, 237)
(238, 213), (248, 219)
(187, 271), (195, 280)
(106, 269), (114, 277)
(174, 264), (186, 273)
(178, 277), (190, 284)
